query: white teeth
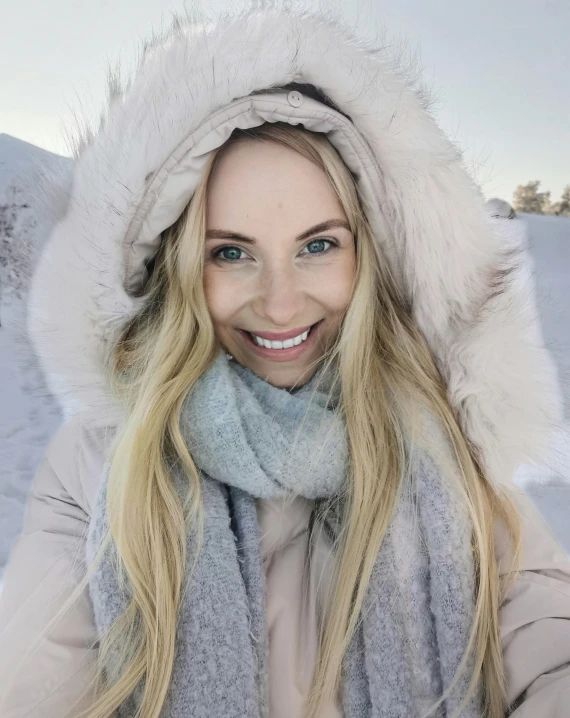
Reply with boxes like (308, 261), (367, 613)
(251, 326), (312, 349)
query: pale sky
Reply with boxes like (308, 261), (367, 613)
(1, 0), (569, 204)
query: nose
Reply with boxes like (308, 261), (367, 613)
(252, 265), (306, 328)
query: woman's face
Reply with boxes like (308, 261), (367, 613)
(203, 138), (356, 389)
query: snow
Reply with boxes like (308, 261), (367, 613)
(0, 133), (69, 199)
(511, 212), (570, 554)
(522, 212), (570, 411)
(486, 198), (516, 219)
(0, 139), (569, 601)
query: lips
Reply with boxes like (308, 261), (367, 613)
(235, 320), (322, 362)
(245, 321), (319, 343)
(242, 320), (322, 342)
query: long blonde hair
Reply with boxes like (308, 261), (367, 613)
(27, 122), (522, 718)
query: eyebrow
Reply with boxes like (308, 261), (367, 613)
(205, 219), (351, 244)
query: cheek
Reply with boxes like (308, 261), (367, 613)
(203, 270), (237, 325)
(320, 258), (356, 311)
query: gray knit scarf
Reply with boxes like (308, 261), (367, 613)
(86, 351), (483, 717)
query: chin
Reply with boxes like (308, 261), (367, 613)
(257, 364), (318, 389)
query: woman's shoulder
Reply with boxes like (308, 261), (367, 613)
(496, 487), (570, 714)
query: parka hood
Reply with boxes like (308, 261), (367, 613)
(26, 4), (564, 487)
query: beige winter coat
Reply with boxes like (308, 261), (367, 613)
(2, 409), (570, 717)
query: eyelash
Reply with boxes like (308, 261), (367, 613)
(210, 237), (338, 264)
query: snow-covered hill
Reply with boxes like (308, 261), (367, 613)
(0, 136), (72, 316)
(0, 138), (569, 598)
(0, 133), (70, 199)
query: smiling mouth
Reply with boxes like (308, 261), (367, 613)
(243, 321), (320, 343)
(237, 319), (324, 361)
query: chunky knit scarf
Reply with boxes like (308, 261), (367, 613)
(86, 351), (483, 717)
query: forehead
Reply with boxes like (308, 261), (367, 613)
(206, 138), (347, 234)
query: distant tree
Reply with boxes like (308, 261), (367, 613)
(512, 180), (552, 214)
(547, 184), (570, 217)
(0, 184), (37, 326)
(561, 185), (570, 215)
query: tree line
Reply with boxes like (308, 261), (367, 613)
(513, 181), (570, 216)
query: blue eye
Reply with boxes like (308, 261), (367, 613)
(212, 246), (246, 262)
(301, 238), (335, 255)
(211, 238), (337, 263)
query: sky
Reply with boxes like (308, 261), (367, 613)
(1, 0), (569, 204)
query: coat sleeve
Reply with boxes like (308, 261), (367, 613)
(498, 489), (570, 717)
(0, 413), (113, 718)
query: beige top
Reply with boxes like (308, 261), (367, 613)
(2, 410), (570, 717)
(257, 495), (343, 717)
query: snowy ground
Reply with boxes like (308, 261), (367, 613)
(512, 212), (570, 554)
(0, 212), (569, 599)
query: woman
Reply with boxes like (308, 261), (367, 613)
(1, 6), (569, 718)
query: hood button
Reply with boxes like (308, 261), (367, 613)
(287, 90), (303, 107)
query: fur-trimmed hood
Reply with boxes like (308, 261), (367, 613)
(26, 4), (564, 487)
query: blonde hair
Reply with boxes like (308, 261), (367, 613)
(25, 122), (522, 718)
